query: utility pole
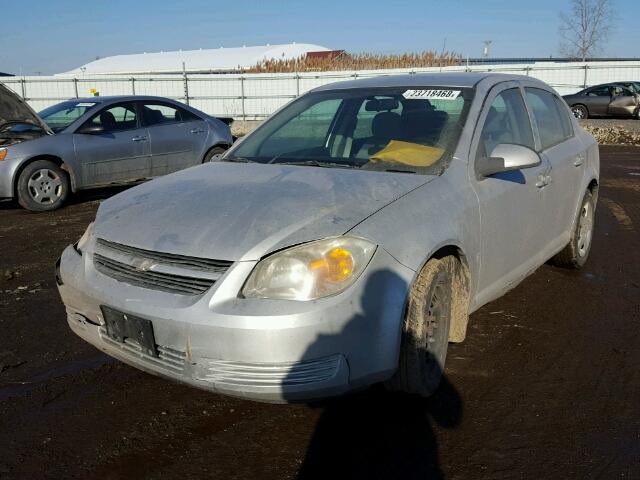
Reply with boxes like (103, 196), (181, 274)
(482, 40), (492, 61)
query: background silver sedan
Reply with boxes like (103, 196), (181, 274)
(58, 73), (599, 403)
(0, 89), (233, 211)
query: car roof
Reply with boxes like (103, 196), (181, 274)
(68, 95), (189, 104)
(312, 72), (546, 92)
(585, 82), (636, 89)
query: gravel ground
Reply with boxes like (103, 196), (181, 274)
(580, 118), (640, 132)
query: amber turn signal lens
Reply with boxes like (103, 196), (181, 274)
(0, 149), (7, 161)
(310, 247), (354, 283)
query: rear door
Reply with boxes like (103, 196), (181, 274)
(583, 86), (613, 116)
(524, 87), (585, 248)
(141, 102), (208, 176)
(470, 82), (552, 301)
(74, 102), (151, 186)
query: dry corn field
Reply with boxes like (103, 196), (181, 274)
(245, 51), (462, 73)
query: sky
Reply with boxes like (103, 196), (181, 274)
(2, 0), (638, 75)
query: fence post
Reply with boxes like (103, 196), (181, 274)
(583, 64), (588, 88)
(240, 76), (246, 122)
(183, 72), (190, 105)
(295, 73), (300, 97)
(525, 66), (531, 77)
(20, 77), (26, 99)
(131, 77), (136, 95)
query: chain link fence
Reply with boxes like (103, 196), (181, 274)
(2, 61), (640, 121)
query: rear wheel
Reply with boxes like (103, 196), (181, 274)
(571, 104), (588, 119)
(203, 146), (227, 163)
(387, 256), (458, 397)
(551, 190), (595, 269)
(16, 160), (69, 212)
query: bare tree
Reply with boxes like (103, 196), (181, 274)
(559, 0), (615, 61)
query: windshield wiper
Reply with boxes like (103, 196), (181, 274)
(268, 158), (358, 169)
(222, 156), (257, 163)
(384, 168), (417, 174)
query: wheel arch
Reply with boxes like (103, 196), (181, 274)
(411, 243), (472, 343)
(13, 154), (77, 197)
(201, 143), (231, 163)
(587, 178), (599, 206)
(572, 103), (589, 117)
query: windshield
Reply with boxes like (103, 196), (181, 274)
(226, 86), (474, 174)
(38, 100), (100, 133)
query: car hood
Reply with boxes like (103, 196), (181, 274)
(94, 162), (433, 261)
(0, 84), (53, 134)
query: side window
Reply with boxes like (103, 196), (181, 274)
(477, 88), (535, 160)
(142, 103), (182, 126)
(87, 103), (138, 133)
(586, 86), (611, 97)
(614, 86), (633, 97)
(257, 99), (342, 157)
(553, 95), (574, 139)
(178, 108), (200, 122)
(524, 88), (572, 150)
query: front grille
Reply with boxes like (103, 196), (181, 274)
(96, 238), (231, 272)
(99, 328), (186, 373)
(93, 239), (232, 295)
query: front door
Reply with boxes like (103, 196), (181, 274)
(607, 85), (638, 117)
(469, 82), (551, 305)
(74, 102), (151, 186)
(141, 102), (208, 176)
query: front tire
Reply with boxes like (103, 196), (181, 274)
(387, 256), (457, 397)
(571, 104), (589, 120)
(551, 190), (595, 269)
(16, 160), (70, 212)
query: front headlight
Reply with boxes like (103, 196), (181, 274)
(75, 222), (94, 254)
(242, 236), (376, 301)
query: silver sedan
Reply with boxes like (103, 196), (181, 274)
(0, 88), (233, 211)
(57, 73), (599, 403)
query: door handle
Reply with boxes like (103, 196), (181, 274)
(131, 136), (148, 142)
(190, 128), (205, 134)
(535, 173), (551, 188)
(573, 154), (584, 167)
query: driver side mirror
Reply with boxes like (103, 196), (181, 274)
(78, 124), (105, 135)
(477, 143), (541, 178)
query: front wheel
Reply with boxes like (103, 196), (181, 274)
(571, 104), (589, 120)
(551, 190), (595, 269)
(386, 256), (458, 397)
(16, 160), (70, 212)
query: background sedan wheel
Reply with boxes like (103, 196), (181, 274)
(551, 189), (596, 269)
(203, 146), (227, 163)
(571, 105), (588, 119)
(17, 160), (70, 212)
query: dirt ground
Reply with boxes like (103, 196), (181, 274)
(0, 146), (639, 479)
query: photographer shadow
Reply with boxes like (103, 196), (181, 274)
(286, 270), (463, 480)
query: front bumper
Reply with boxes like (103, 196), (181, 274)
(57, 243), (414, 403)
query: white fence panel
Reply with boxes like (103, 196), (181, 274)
(2, 61), (639, 119)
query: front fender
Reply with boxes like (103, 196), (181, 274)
(348, 160), (481, 303)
